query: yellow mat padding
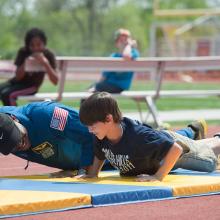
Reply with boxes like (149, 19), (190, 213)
(4, 171), (220, 197)
(0, 190), (91, 215)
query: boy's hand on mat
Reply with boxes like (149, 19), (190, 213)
(136, 174), (160, 182)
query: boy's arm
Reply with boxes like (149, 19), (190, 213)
(86, 156), (105, 178)
(154, 142), (183, 181)
(76, 156), (105, 179)
(137, 142), (183, 182)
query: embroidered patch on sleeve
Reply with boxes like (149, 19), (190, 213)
(50, 107), (68, 131)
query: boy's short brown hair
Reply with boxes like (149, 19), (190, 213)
(79, 92), (122, 126)
(114, 28), (131, 41)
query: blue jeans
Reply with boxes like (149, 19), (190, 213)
(176, 127), (194, 139)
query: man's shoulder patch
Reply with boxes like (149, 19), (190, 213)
(32, 142), (54, 159)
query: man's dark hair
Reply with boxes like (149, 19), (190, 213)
(24, 27), (47, 48)
(79, 92), (122, 126)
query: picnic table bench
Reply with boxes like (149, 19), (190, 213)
(1, 56), (220, 127)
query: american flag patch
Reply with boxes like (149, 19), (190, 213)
(50, 107), (68, 131)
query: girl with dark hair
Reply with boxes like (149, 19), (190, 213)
(0, 27), (58, 106)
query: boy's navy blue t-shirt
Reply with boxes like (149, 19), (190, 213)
(94, 117), (174, 176)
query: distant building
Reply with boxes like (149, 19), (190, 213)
(150, 16), (220, 57)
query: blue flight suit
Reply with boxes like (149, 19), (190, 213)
(0, 101), (93, 170)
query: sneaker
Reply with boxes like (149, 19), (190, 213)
(214, 133), (220, 138)
(188, 119), (207, 140)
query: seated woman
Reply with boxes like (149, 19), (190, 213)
(0, 27), (58, 106)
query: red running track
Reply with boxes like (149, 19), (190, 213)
(1, 125), (220, 220)
(1, 154), (220, 220)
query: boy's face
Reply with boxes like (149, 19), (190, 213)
(115, 35), (128, 49)
(88, 121), (109, 140)
(29, 37), (45, 53)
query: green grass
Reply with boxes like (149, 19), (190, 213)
(15, 80), (220, 112)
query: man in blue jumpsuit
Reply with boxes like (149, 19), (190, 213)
(0, 101), (94, 175)
(0, 101), (206, 176)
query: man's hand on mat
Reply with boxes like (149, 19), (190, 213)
(136, 174), (160, 182)
(49, 170), (78, 178)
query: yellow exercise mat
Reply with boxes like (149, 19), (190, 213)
(4, 171), (220, 197)
(0, 190), (91, 216)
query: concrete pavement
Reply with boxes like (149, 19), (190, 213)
(124, 109), (220, 122)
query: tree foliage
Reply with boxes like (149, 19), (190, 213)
(0, 0), (216, 59)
